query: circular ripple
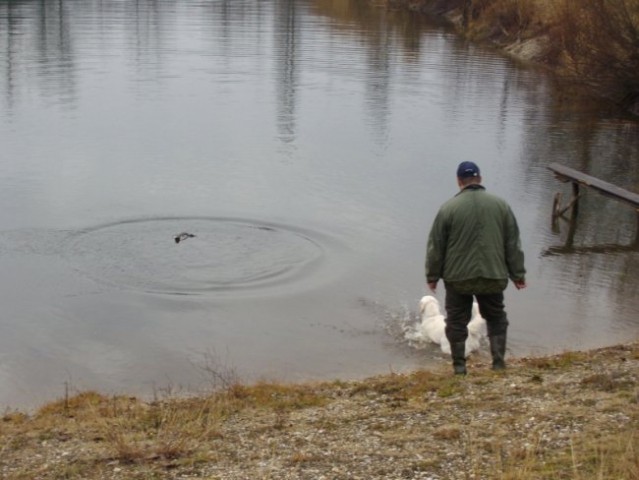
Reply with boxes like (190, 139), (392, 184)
(64, 217), (327, 295)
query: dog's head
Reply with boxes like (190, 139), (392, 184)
(419, 295), (441, 318)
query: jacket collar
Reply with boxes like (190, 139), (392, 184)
(456, 184), (485, 196)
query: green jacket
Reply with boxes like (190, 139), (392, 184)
(426, 185), (526, 290)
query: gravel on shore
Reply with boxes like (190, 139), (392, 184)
(1, 341), (638, 479)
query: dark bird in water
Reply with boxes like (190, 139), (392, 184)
(174, 232), (196, 243)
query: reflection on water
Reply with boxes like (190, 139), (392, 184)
(2, 0), (75, 108)
(0, 0), (638, 408)
(275, 0), (299, 143)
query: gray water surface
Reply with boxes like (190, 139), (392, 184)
(1, 0), (638, 408)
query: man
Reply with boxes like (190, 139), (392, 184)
(425, 161), (526, 375)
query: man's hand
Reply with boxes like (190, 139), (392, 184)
(513, 279), (527, 290)
(427, 281), (438, 293)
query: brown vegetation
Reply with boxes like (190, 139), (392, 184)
(387, 0), (639, 115)
(1, 341), (638, 479)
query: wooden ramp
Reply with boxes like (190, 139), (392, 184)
(548, 162), (639, 208)
(547, 162), (639, 251)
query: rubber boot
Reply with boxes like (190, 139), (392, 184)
(489, 334), (507, 370)
(451, 342), (467, 375)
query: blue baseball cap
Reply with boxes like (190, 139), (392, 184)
(456, 161), (480, 178)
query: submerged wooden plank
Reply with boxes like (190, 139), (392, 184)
(548, 162), (639, 208)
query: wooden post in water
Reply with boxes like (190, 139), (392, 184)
(551, 192), (562, 233)
(552, 185), (583, 220)
(570, 181), (580, 220)
(565, 182), (579, 248)
(552, 192), (562, 218)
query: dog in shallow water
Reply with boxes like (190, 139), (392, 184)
(417, 295), (486, 357)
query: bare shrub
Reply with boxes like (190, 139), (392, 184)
(554, 0), (639, 111)
(494, 0), (536, 37)
(192, 348), (241, 393)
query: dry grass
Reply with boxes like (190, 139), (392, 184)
(0, 341), (638, 478)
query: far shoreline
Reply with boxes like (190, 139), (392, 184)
(384, 0), (639, 116)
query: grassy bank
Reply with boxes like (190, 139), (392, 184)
(386, 0), (639, 115)
(1, 341), (638, 479)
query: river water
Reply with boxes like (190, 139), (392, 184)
(1, 0), (638, 408)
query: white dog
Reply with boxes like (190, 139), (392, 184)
(416, 295), (486, 357)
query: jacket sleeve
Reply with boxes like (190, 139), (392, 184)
(425, 210), (448, 283)
(504, 207), (526, 281)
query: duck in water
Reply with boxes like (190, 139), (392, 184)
(174, 232), (196, 243)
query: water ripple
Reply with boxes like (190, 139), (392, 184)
(62, 217), (330, 296)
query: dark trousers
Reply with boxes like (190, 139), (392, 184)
(444, 286), (509, 344)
